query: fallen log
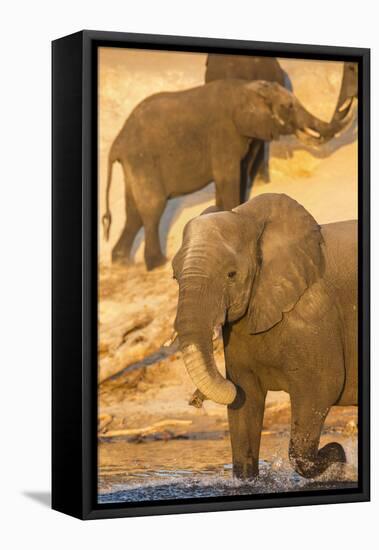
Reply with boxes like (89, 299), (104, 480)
(101, 418), (192, 438)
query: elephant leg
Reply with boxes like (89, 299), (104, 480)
(215, 185), (224, 210)
(246, 140), (270, 184)
(111, 191), (143, 264)
(257, 142), (270, 183)
(240, 142), (256, 203)
(226, 365), (266, 479)
(212, 142), (245, 209)
(215, 172), (241, 211)
(240, 140), (263, 203)
(140, 195), (167, 271)
(239, 157), (248, 204)
(289, 395), (346, 479)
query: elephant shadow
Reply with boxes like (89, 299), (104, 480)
(130, 183), (216, 260)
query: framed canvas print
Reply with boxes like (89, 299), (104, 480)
(52, 30), (370, 520)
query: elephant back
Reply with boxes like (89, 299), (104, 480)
(205, 54), (285, 87)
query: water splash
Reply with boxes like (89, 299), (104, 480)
(98, 430), (358, 504)
(99, 456), (357, 504)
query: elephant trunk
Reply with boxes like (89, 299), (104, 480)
(294, 99), (353, 146)
(333, 62), (358, 122)
(175, 281), (237, 406)
(181, 338), (237, 406)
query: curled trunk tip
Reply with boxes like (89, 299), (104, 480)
(181, 342), (237, 406)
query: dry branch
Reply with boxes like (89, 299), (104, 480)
(100, 418), (192, 438)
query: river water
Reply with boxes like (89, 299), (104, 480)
(98, 430), (358, 504)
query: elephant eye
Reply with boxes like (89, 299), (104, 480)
(227, 271), (237, 279)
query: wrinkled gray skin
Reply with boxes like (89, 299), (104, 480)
(173, 194), (357, 479)
(205, 54), (289, 194)
(103, 80), (352, 270)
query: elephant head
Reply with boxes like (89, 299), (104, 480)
(172, 194), (324, 405)
(232, 81), (353, 147)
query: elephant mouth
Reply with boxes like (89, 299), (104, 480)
(164, 323), (222, 349)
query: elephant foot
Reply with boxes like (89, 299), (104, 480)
(233, 461), (259, 481)
(290, 442), (346, 479)
(145, 253), (167, 271)
(111, 250), (132, 266)
(318, 442), (346, 466)
(258, 172), (270, 184)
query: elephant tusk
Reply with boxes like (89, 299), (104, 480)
(212, 325), (222, 341)
(303, 126), (321, 138)
(338, 97), (353, 112)
(274, 114), (286, 126)
(163, 330), (178, 347)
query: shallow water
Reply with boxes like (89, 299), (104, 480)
(98, 431), (358, 503)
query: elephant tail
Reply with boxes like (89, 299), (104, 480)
(102, 142), (119, 241)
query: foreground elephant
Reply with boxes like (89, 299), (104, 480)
(172, 193), (357, 479)
(205, 54), (289, 189)
(103, 80), (351, 270)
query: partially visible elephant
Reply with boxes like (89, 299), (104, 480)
(205, 54), (286, 85)
(103, 80), (352, 270)
(333, 62), (358, 121)
(205, 54), (290, 194)
(293, 61), (359, 150)
(172, 193), (357, 479)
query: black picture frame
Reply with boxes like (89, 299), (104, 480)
(52, 30), (370, 520)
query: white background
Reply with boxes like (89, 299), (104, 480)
(0, 1), (376, 548)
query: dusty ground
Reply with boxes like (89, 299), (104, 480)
(97, 52), (358, 484)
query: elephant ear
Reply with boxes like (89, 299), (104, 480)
(237, 194), (324, 334)
(233, 91), (282, 141)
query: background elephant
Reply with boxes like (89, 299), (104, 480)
(205, 54), (287, 84)
(332, 62), (358, 121)
(172, 193), (357, 479)
(103, 80), (352, 270)
(205, 54), (290, 193)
